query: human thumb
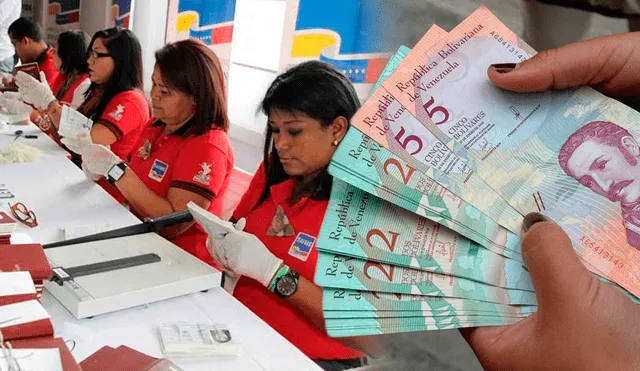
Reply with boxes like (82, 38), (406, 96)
(520, 212), (592, 310)
(39, 71), (46, 83)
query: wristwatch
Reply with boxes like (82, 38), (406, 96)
(272, 266), (299, 298)
(107, 162), (127, 184)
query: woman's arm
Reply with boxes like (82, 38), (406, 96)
(114, 167), (211, 238)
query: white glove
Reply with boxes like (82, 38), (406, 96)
(81, 161), (101, 181)
(208, 226), (283, 287)
(1, 73), (14, 87)
(15, 71), (55, 110)
(82, 144), (121, 177)
(60, 130), (92, 155)
(0, 92), (32, 116)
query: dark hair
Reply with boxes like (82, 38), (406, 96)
(154, 39), (229, 134)
(258, 60), (360, 205)
(8, 17), (44, 42)
(84, 27), (144, 120)
(56, 30), (90, 75)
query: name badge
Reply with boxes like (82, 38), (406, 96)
(288, 232), (316, 262)
(148, 159), (168, 182)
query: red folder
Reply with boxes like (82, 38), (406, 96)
(0, 292), (37, 306)
(0, 244), (52, 281)
(7, 337), (82, 371)
(0, 300), (54, 341)
(0, 317), (53, 341)
(80, 345), (183, 371)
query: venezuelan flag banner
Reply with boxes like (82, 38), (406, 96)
(166, 0), (237, 80)
(112, 0), (132, 29)
(46, 0), (81, 44)
(282, 0), (397, 100)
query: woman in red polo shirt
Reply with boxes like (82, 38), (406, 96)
(62, 39), (235, 267)
(15, 27), (148, 164)
(194, 61), (382, 370)
(28, 30), (91, 133)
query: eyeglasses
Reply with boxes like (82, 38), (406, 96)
(87, 50), (111, 59)
(8, 202), (37, 228)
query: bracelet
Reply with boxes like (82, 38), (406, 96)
(268, 264), (289, 292)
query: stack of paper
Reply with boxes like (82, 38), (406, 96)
(316, 5), (640, 337)
(0, 212), (16, 244)
(0, 244), (52, 298)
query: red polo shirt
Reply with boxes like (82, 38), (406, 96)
(125, 119), (235, 266)
(50, 73), (90, 107)
(36, 48), (60, 87)
(231, 162), (363, 361)
(95, 89), (149, 160)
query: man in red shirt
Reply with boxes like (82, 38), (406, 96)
(7, 17), (59, 86)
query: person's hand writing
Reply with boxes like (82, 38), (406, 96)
(461, 213), (640, 370)
(489, 32), (640, 108)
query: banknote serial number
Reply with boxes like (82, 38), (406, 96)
(489, 31), (527, 63)
(580, 236), (624, 269)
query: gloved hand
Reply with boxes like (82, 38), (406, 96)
(0, 92), (32, 116)
(60, 130), (92, 155)
(81, 161), (101, 181)
(204, 218), (282, 287)
(1, 73), (14, 87)
(15, 71), (55, 110)
(81, 144), (122, 178)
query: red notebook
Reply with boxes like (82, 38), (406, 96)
(0, 272), (38, 305)
(0, 244), (52, 281)
(80, 345), (183, 371)
(7, 337), (82, 371)
(0, 300), (54, 341)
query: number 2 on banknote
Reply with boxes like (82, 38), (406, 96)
(367, 229), (400, 253)
(364, 261), (395, 282)
(371, 291), (403, 300)
(423, 96), (449, 125)
(384, 158), (416, 185)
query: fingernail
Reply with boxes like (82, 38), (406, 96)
(491, 63), (518, 73)
(522, 212), (551, 233)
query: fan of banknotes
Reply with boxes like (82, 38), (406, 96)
(314, 5), (640, 338)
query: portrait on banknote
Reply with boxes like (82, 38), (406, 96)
(559, 120), (640, 249)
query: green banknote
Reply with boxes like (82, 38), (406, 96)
(323, 310), (530, 319)
(319, 179), (532, 289)
(325, 316), (522, 337)
(323, 288), (537, 314)
(314, 252), (537, 305)
(329, 128), (522, 259)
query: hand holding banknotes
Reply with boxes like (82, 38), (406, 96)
(488, 32), (640, 107)
(462, 213), (640, 370)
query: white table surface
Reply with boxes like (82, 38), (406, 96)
(0, 124), (321, 370)
(0, 122), (70, 160)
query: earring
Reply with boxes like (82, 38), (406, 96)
(332, 140), (339, 146)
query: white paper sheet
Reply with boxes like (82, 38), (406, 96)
(0, 300), (50, 328)
(0, 272), (36, 296)
(0, 348), (62, 371)
(58, 106), (92, 138)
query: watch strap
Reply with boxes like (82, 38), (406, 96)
(268, 264), (289, 292)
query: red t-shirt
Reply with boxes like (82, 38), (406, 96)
(125, 119), (235, 266)
(36, 48), (60, 88)
(231, 162), (363, 361)
(50, 73), (90, 107)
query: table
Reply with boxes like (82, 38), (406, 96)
(0, 122), (69, 161)
(0, 123), (321, 370)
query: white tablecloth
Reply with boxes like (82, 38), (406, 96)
(0, 122), (321, 370)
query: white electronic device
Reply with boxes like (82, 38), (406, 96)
(44, 232), (221, 319)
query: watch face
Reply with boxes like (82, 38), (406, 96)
(276, 275), (298, 297)
(109, 164), (125, 181)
